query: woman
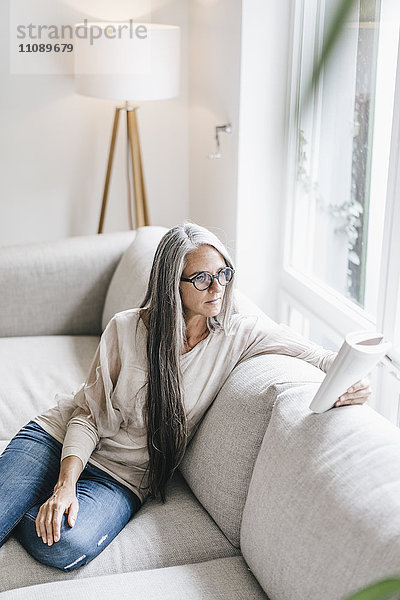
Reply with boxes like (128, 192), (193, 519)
(0, 222), (371, 571)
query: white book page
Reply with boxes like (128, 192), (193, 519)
(309, 331), (391, 413)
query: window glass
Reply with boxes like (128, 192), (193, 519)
(292, 0), (384, 316)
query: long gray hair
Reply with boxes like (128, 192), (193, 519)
(139, 221), (236, 502)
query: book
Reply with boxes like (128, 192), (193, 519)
(309, 330), (392, 413)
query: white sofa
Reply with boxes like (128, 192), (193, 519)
(1, 227), (400, 600)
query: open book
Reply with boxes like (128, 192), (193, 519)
(309, 331), (392, 413)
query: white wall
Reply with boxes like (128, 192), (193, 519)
(188, 0), (242, 258)
(1, 0), (294, 321)
(188, 0), (293, 319)
(0, 0), (189, 246)
(236, 0), (293, 319)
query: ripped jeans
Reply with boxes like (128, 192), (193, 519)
(0, 421), (141, 571)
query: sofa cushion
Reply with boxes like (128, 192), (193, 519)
(0, 336), (99, 441)
(233, 289), (274, 319)
(99, 226), (268, 331)
(0, 232), (134, 338)
(0, 471), (239, 593)
(241, 383), (400, 600)
(101, 226), (168, 330)
(180, 354), (324, 547)
(0, 556), (266, 600)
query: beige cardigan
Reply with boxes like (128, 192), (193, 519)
(34, 308), (336, 503)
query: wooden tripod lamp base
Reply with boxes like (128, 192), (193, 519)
(98, 105), (150, 234)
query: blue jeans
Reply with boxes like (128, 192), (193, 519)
(0, 421), (141, 571)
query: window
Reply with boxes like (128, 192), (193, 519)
(282, 0), (400, 422)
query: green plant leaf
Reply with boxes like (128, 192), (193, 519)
(303, 0), (358, 105)
(344, 578), (400, 600)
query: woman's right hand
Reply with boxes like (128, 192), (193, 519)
(36, 481), (79, 546)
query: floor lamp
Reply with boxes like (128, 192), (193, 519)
(74, 22), (180, 233)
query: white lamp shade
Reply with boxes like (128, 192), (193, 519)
(74, 22), (180, 101)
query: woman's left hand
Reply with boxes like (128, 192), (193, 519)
(333, 378), (372, 408)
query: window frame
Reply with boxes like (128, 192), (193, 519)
(377, 27), (400, 368)
(281, 0), (400, 418)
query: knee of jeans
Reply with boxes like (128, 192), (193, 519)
(33, 536), (89, 572)
(56, 546), (89, 572)
(39, 547), (89, 572)
(16, 513), (90, 572)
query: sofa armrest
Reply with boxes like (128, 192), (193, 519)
(241, 384), (400, 600)
(0, 231), (135, 337)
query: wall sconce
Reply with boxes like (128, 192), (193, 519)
(208, 123), (232, 159)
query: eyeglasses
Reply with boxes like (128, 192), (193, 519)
(180, 267), (235, 291)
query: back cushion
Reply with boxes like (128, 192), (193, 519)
(179, 354), (324, 547)
(0, 231), (135, 337)
(102, 226), (168, 330)
(101, 225), (268, 331)
(240, 384), (400, 600)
